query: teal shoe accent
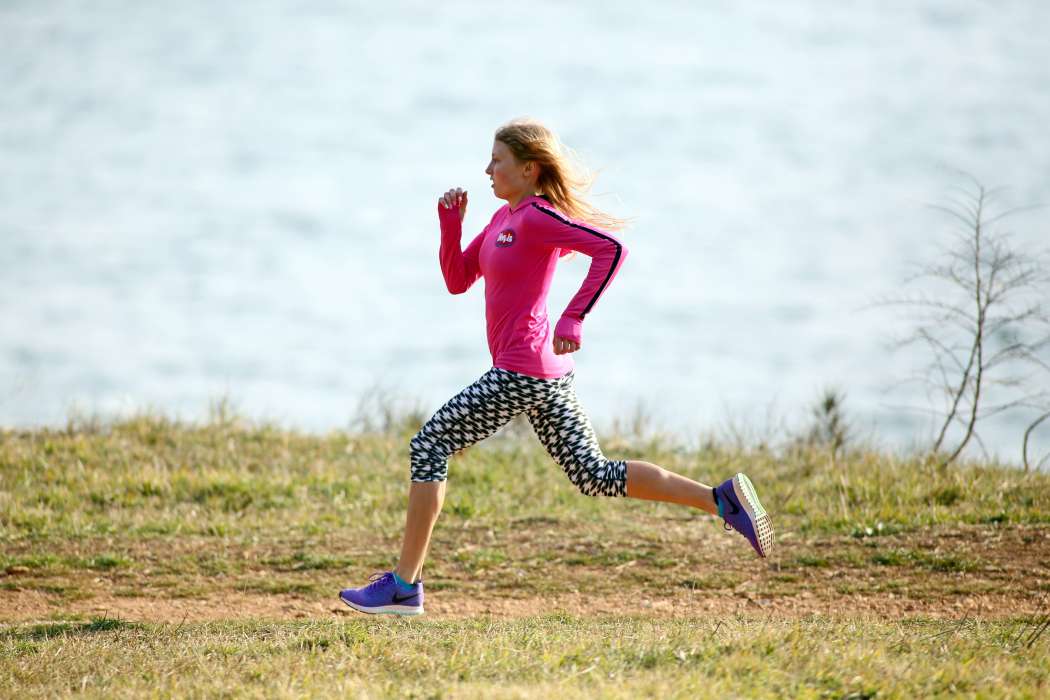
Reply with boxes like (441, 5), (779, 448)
(392, 571), (415, 591)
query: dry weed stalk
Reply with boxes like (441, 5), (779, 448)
(883, 176), (1050, 468)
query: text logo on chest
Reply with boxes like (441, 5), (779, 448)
(495, 229), (516, 248)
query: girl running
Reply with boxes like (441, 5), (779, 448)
(340, 119), (774, 616)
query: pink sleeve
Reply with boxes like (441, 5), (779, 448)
(527, 203), (628, 344)
(438, 203), (485, 294)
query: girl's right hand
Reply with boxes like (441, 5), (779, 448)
(439, 187), (467, 222)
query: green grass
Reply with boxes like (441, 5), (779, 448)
(1, 412), (1049, 696)
(1, 615), (1047, 698)
(869, 548), (981, 573)
(3, 413), (1049, 544)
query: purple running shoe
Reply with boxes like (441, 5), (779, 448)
(714, 473), (774, 557)
(339, 572), (424, 616)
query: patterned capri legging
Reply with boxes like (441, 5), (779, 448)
(410, 367), (628, 497)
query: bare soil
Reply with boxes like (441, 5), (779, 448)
(3, 524), (1048, 624)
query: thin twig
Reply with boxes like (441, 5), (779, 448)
(1023, 412), (1050, 473)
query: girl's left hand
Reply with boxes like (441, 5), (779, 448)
(553, 336), (580, 355)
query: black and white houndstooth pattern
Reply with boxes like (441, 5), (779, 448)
(410, 367), (627, 497)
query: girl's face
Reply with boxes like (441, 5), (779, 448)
(485, 139), (536, 203)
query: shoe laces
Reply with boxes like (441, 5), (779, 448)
(365, 571), (392, 590)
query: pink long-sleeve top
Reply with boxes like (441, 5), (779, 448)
(438, 193), (628, 379)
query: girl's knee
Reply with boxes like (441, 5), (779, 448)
(409, 430), (427, 454)
(410, 432), (449, 482)
(567, 459), (627, 497)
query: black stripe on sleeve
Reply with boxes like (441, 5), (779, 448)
(531, 203), (622, 318)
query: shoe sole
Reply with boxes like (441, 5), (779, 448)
(731, 473), (775, 557)
(339, 593), (424, 616)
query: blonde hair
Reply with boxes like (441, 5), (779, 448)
(494, 118), (627, 232)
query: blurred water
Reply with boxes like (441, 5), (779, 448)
(2, 1), (1049, 464)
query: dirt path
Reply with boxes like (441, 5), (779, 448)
(2, 585), (1041, 624)
(4, 524), (1048, 624)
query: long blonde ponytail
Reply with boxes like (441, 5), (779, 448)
(494, 118), (628, 232)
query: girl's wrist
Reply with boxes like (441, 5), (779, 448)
(555, 315), (583, 345)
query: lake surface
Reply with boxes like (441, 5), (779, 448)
(2, 1), (1049, 465)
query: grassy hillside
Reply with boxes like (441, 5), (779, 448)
(2, 413), (1048, 697)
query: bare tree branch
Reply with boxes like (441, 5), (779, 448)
(923, 203), (979, 232)
(1024, 412), (1050, 473)
(884, 177), (1049, 466)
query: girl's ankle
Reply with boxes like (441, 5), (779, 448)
(392, 570), (416, 589)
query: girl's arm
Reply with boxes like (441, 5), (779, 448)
(526, 202), (629, 345)
(437, 201), (485, 294)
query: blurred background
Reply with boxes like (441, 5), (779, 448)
(2, 1), (1048, 462)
